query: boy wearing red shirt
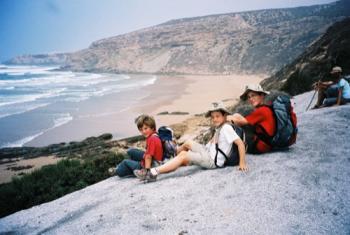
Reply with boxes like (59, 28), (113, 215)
(108, 115), (163, 177)
(227, 84), (276, 154)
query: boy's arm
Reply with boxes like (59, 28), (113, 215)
(143, 137), (156, 169)
(143, 153), (152, 169)
(234, 138), (248, 172)
(227, 113), (249, 126)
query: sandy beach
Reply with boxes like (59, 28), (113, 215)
(136, 74), (265, 127)
(0, 156), (59, 184)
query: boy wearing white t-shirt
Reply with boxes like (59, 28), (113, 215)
(134, 102), (248, 183)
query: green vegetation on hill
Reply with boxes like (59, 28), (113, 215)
(0, 152), (125, 218)
(0, 133), (113, 160)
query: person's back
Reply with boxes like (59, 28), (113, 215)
(245, 105), (276, 153)
(145, 133), (163, 164)
(337, 78), (350, 100)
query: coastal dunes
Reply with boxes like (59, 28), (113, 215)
(0, 91), (349, 234)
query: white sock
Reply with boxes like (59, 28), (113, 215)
(150, 168), (158, 175)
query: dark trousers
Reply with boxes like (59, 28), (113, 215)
(115, 148), (144, 177)
(323, 85), (350, 106)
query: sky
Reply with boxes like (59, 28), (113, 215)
(0, 0), (337, 62)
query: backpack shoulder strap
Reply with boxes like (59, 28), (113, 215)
(214, 143), (228, 168)
(214, 123), (236, 167)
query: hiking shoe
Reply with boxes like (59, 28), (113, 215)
(108, 167), (116, 176)
(144, 171), (157, 183)
(133, 169), (148, 181)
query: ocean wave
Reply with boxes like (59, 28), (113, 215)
(52, 113), (73, 129)
(0, 65), (58, 76)
(113, 76), (157, 90)
(0, 113), (73, 148)
(0, 71), (125, 89)
(3, 86), (15, 90)
(0, 132), (44, 148)
(0, 103), (50, 119)
(0, 88), (67, 107)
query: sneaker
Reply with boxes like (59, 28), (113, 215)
(133, 168), (148, 181)
(144, 170), (157, 183)
(108, 167), (116, 176)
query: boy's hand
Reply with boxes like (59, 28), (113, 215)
(312, 82), (319, 89)
(238, 163), (248, 172)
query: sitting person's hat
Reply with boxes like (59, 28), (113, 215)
(240, 84), (270, 100)
(330, 66), (342, 74)
(205, 102), (231, 117)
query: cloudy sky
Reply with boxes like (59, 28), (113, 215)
(0, 0), (336, 62)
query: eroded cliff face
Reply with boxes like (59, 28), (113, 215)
(6, 1), (350, 75)
(262, 17), (350, 95)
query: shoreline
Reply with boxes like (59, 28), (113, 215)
(22, 73), (264, 147)
(0, 73), (264, 183)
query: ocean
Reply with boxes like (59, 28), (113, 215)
(0, 65), (157, 148)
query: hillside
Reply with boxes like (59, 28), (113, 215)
(5, 0), (350, 75)
(0, 92), (349, 234)
(261, 17), (350, 95)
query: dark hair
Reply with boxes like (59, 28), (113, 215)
(135, 114), (156, 130)
(210, 110), (228, 116)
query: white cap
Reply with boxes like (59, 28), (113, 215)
(240, 84), (270, 100)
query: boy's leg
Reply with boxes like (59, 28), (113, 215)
(156, 151), (190, 174)
(323, 97), (338, 107)
(180, 140), (197, 152)
(135, 152), (189, 180)
(315, 87), (326, 107)
(325, 85), (339, 98)
(176, 143), (190, 154)
(115, 159), (142, 177)
(127, 148), (145, 161)
(176, 140), (200, 154)
(342, 98), (350, 104)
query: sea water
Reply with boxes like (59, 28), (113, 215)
(0, 65), (156, 148)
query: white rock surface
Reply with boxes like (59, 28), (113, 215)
(0, 91), (349, 234)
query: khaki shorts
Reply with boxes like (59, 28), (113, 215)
(187, 142), (216, 169)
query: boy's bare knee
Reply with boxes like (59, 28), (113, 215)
(177, 151), (187, 157)
(179, 152), (190, 165)
(183, 140), (194, 149)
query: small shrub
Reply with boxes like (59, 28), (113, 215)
(0, 152), (126, 218)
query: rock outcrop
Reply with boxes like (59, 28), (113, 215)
(261, 17), (350, 95)
(0, 92), (349, 234)
(6, 1), (350, 75)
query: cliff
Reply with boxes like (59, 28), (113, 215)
(6, 1), (350, 75)
(261, 17), (350, 95)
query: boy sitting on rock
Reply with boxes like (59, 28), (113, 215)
(134, 102), (248, 183)
(109, 114), (163, 178)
